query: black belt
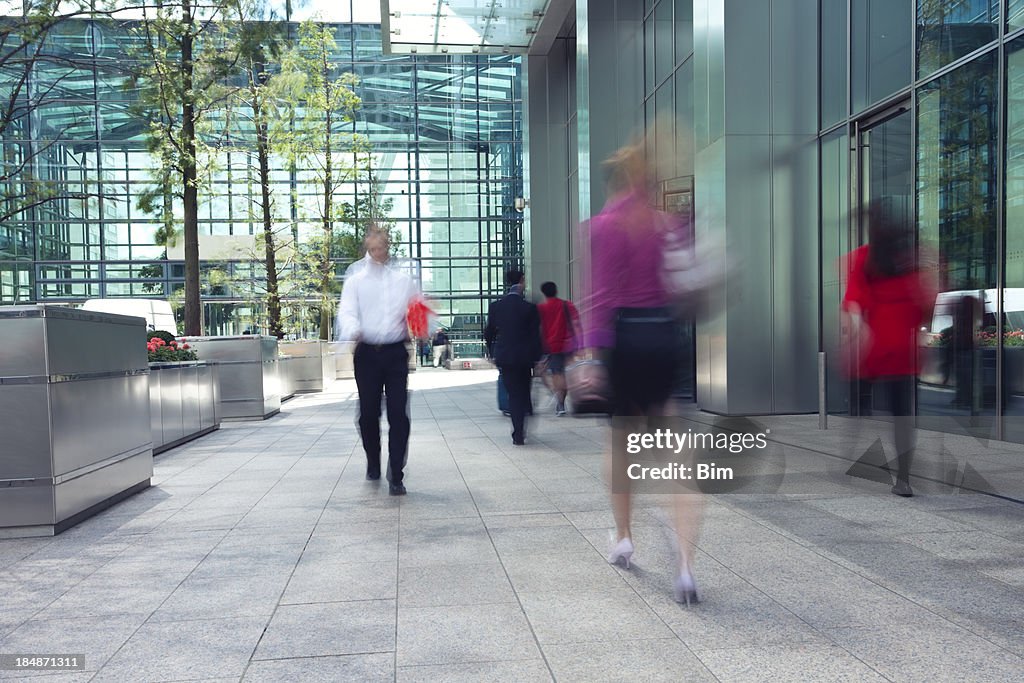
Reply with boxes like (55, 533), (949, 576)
(359, 340), (407, 351)
(616, 307), (673, 323)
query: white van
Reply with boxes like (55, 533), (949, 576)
(928, 288), (1024, 338)
(81, 299), (177, 335)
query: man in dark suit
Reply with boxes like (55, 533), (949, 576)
(485, 269), (542, 445)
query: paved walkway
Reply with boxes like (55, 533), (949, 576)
(1, 369), (1023, 682)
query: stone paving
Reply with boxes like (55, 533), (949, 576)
(1, 369), (1023, 682)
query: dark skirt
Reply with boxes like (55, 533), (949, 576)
(610, 307), (681, 416)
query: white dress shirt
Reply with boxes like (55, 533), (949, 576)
(337, 253), (419, 344)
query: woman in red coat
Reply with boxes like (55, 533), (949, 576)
(842, 202), (935, 497)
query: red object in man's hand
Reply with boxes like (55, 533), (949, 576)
(407, 298), (434, 339)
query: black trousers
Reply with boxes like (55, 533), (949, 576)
(858, 376), (915, 483)
(354, 342), (410, 484)
(500, 364), (533, 442)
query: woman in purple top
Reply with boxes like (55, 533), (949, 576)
(580, 143), (702, 605)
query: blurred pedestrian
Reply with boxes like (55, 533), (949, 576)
(432, 328), (449, 368)
(419, 338), (432, 367)
(537, 281), (579, 415)
(485, 270), (543, 445)
(579, 141), (703, 604)
(951, 294), (980, 411)
(337, 228), (419, 496)
(842, 201), (935, 497)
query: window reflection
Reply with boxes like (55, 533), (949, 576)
(852, 0), (912, 112)
(1003, 38), (1024, 438)
(917, 53), (998, 418)
(917, 0), (999, 79)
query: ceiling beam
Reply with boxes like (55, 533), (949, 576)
(528, 0), (573, 56)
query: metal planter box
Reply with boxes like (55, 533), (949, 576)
(180, 335), (281, 421)
(278, 356), (295, 401)
(330, 341), (417, 377)
(279, 340), (333, 393)
(446, 341), (495, 370)
(332, 341), (355, 379)
(148, 361), (221, 454)
(0, 305), (153, 538)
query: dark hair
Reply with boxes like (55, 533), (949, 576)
(506, 269), (525, 286)
(866, 200), (915, 279)
(540, 281), (558, 298)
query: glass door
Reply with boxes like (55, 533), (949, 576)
(850, 104), (913, 416)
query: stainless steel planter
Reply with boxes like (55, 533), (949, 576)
(279, 340), (333, 393)
(180, 335), (280, 420)
(332, 341), (355, 379)
(0, 305), (153, 538)
(278, 356), (295, 401)
(148, 361), (221, 454)
(329, 341), (416, 377)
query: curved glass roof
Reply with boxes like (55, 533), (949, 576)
(381, 0), (548, 55)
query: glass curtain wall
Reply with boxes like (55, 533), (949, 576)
(0, 15), (523, 340)
(821, 0), (1024, 441)
(644, 0), (694, 397)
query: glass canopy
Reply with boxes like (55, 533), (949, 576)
(381, 0), (548, 55)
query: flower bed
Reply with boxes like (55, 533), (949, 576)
(147, 331), (197, 362)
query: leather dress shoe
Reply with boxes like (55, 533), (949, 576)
(389, 482), (407, 495)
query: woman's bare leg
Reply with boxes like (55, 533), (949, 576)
(654, 400), (704, 571)
(606, 418), (634, 541)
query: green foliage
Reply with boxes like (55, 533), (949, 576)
(137, 258), (166, 294)
(0, 0), (96, 224)
(147, 330), (177, 344)
(272, 19), (366, 338)
(126, 0), (246, 242)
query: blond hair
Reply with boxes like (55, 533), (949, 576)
(601, 142), (648, 194)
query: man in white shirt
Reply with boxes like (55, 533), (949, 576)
(337, 228), (419, 495)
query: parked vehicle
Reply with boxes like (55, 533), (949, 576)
(81, 299), (177, 334)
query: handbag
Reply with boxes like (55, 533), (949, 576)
(659, 212), (729, 319)
(566, 356), (612, 414)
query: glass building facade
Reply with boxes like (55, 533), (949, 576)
(525, 0), (1024, 441)
(819, 0), (1024, 441)
(0, 11), (523, 339)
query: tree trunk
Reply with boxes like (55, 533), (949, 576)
(254, 85), (282, 338)
(319, 61), (333, 341)
(181, 0), (201, 336)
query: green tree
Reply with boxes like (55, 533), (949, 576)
(221, 1), (291, 337)
(274, 19), (364, 339)
(338, 161), (399, 250)
(0, 0), (100, 224)
(128, 0), (244, 335)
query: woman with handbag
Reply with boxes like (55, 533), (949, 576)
(577, 141), (703, 605)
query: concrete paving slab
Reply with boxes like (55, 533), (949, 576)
(0, 374), (1022, 681)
